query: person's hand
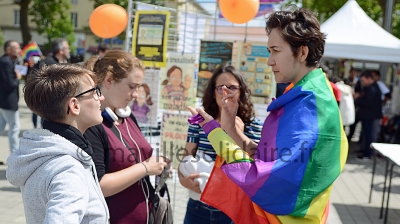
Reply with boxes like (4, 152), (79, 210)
(15, 70), (22, 80)
(220, 86), (239, 130)
(235, 116), (244, 133)
(178, 171), (201, 194)
(353, 92), (360, 99)
(187, 106), (214, 127)
(143, 156), (168, 176)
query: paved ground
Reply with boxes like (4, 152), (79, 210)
(1, 84), (400, 223)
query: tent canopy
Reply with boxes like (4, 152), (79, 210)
(321, 0), (400, 63)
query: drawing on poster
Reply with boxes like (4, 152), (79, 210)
(131, 84), (153, 124)
(161, 66), (192, 109)
(160, 53), (197, 111)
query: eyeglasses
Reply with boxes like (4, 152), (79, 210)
(75, 85), (102, 100)
(215, 85), (241, 94)
(67, 85), (102, 114)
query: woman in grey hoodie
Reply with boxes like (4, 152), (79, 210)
(6, 64), (110, 223)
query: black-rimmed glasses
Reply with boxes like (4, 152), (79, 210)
(75, 85), (102, 100)
(67, 85), (102, 114)
(215, 85), (241, 94)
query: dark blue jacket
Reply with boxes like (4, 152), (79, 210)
(355, 82), (382, 120)
(0, 54), (19, 111)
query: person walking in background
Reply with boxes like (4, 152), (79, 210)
(43, 38), (70, 65)
(84, 50), (169, 224)
(371, 70), (391, 103)
(6, 63), (109, 223)
(0, 40), (22, 155)
(97, 43), (110, 58)
(347, 70), (364, 142)
(336, 79), (356, 128)
(179, 65), (262, 224)
(354, 71), (382, 159)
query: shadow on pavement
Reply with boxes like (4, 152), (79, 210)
(333, 203), (400, 224)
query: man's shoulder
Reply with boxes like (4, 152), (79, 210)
(0, 54), (11, 64)
(44, 55), (58, 65)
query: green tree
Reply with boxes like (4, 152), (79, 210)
(30, 0), (75, 52)
(0, 28), (4, 48)
(289, 0), (400, 38)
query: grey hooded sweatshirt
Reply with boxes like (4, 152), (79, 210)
(6, 128), (110, 223)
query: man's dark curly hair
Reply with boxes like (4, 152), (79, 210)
(202, 65), (254, 123)
(266, 7), (326, 67)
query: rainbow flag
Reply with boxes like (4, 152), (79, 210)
(21, 42), (42, 61)
(201, 68), (348, 224)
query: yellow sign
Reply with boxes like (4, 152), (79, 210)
(132, 11), (170, 67)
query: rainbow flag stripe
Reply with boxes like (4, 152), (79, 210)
(21, 42), (42, 61)
(201, 68), (348, 224)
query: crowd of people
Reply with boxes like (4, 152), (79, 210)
(0, 5), (395, 224)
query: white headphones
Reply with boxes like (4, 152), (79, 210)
(101, 106), (131, 123)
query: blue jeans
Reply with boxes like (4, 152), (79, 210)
(0, 108), (20, 153)
(361, 119), (380, 157)
(184, 198), (233, 224)
(32, 113), (44, 128)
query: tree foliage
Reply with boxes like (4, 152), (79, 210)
(0, 28), (4, 48)
(288, 0), (400, 38)
(30, 0), (75, 51)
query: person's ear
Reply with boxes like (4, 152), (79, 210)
(299, 45), (309, 63)
(67, 98), (80, 116)
(104, 72), (114, 88)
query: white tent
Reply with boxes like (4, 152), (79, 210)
(321, 0), (400, 63)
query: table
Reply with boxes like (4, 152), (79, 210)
(369, 143), (400, 224)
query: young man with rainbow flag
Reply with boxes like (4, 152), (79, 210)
(188, 7), (348, 224)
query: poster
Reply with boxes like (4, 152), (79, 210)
(237, 42), (275, 104)
(197, 41), (233, 97)
(161, 113), (190, 168)
(131, 69), (160, 127)
(132, 11), (170, 67)
(159, 53), (197, 111)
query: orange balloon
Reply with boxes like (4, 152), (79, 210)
(89, 4), (128, 38)
(219, 0), (260, 24)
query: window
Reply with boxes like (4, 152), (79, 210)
(14, 10), (20, 26)
(71, 0), (78, 4)
(71, 12), (78, 29)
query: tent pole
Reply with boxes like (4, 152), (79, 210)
(381, 0), (395, 82)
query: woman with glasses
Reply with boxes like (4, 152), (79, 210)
(178, 65), (262, 224)
(83, 50), (169, 224)
(6, 64), (109, 223)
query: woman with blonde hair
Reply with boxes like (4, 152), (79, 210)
(84, 50), (169, 224)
